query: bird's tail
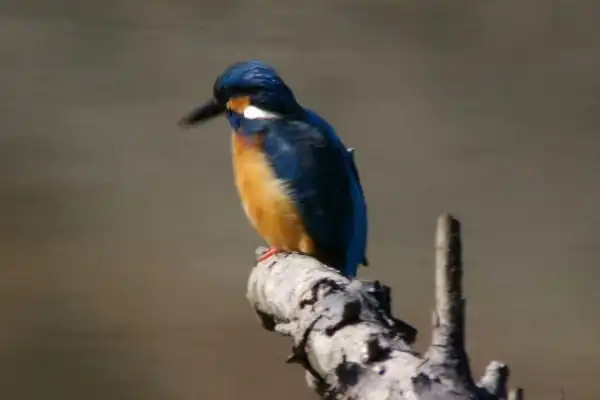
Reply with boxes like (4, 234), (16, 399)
(347, 147), (370, 270)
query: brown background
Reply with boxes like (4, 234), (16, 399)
(1, 1), (599, 399)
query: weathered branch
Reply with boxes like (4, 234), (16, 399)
(422, 214), (474, 391)
(246, 214), (524, 400)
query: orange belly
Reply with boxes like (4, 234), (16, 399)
(231, 132), (315, 254)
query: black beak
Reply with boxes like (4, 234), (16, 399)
(177, 97), (225, 129)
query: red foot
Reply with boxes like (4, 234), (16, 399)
(258, 247), (283, 262)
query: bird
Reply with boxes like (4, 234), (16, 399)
(178, 60), (368, 278)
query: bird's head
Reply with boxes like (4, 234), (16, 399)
(178, 60), (302, 129)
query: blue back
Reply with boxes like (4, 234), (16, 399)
(302, 109), (369, 276)
(237, 110), (368, 277)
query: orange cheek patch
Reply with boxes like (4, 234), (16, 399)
(227, 96), (250, 114)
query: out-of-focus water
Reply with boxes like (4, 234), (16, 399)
(1, 1), (599, 399)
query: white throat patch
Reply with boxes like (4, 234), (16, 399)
(243, 105), (281, 120)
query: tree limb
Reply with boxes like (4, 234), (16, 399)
(246, 214), (523, 400)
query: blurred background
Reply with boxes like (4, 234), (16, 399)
(1, 0), (599, 399)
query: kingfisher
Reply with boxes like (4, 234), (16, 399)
(178, 61), (368, 278)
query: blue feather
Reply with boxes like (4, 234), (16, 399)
(303, 109), (369, 269)
(259, 113), (368, 277)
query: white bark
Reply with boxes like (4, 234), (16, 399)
(246, 214), (523, 400)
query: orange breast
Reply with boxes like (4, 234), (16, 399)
(231, 132), (315, 254)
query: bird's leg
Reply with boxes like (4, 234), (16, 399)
(257, 247), (284, 262)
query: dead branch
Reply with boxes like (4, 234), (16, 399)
(246, 214), (523, 400)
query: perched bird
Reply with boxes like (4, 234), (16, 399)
(178, 60), (368, 277)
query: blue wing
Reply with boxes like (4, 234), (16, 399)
(304, 109), (369, 267)
(260, 113), (368, 277)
